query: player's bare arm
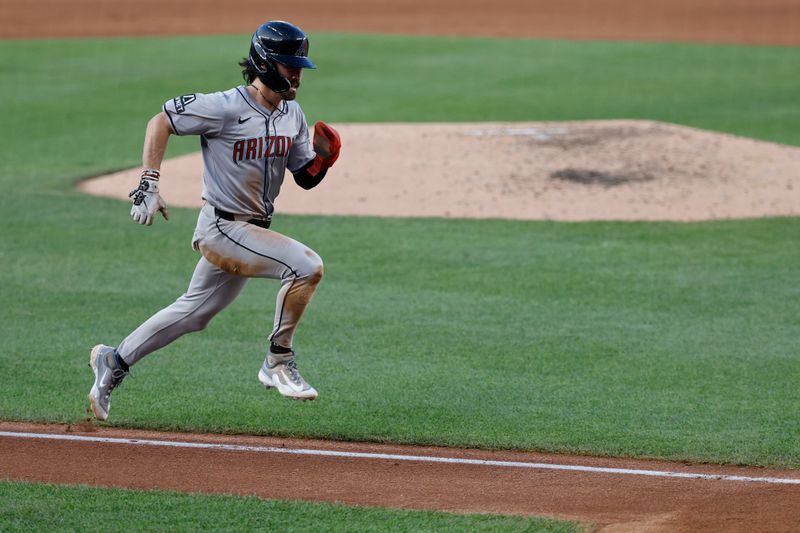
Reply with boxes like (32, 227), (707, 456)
(142, 112), (174, 170)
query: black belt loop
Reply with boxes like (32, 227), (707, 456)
(214, 208), (271, 229)
(214, 208), (235, 221)
(250, 218), (271, 229)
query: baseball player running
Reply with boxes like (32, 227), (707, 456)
(88, 21), (341, 420)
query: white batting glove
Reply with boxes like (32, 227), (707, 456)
(129, 170), (169, 225)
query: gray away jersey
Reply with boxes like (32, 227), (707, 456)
(163, 86), (316, 218)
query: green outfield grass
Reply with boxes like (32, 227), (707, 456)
(0, 481), (578, 532)
(0, 32), (799, 473)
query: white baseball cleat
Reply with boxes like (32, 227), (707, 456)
(258, 351), (318, 400)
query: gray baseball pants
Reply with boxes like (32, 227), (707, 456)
(117, 203), (323, 366)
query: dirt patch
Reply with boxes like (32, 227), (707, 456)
(3, 0), (800, 45)
(550, 168), (656, 187)
(2, 422), (799, 532)
(79, 120), (800, 222)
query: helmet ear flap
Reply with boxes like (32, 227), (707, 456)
(260, 62), (291, 93)
(248, 39), (291, 93)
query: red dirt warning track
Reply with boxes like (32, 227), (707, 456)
(3, 0), (800, 45)
(2, 422), (800, 532)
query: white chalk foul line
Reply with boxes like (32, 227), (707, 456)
(2, 430), (799, 485)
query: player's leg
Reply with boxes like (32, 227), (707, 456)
(88, 257), (248, 420)
(116, 256), (249, 365)
(258, 242), (322, 400)
(201, 216), (324, 348)
(200, 216), (323, 399)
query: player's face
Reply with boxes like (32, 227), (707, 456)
(277, 63), (303, 100)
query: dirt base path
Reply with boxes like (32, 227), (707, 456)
(2, 422), (799, 532)
(3, 0), (799, 45)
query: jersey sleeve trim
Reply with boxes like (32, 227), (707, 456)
(162, 104), (180, 135)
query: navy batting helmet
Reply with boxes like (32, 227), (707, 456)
(248, 21), (316, 93)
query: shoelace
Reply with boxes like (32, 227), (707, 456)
(104, 368), (129, 399)
(285, 360), (303, 385)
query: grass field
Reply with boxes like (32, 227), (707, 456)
(0, 480), (577, 532)
(1, 31), (799, 529)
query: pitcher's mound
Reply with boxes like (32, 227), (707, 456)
(79, 120), (800, 221)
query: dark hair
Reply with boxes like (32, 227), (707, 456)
(239, 58), (258, 84)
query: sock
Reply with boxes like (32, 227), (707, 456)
(270, 342), (292, 354)
(113, 350), (130, 372)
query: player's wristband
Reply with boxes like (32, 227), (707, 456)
(141, 168), (160, 181)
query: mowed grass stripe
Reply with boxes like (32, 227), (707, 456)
(0, 480), (579, 532)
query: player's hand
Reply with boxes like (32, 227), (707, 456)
(313, 121), (341, 168)
(129, 170), (170, 225)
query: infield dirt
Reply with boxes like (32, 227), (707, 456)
(80, 120), (800, 222)
(6, 1), (800, 531)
